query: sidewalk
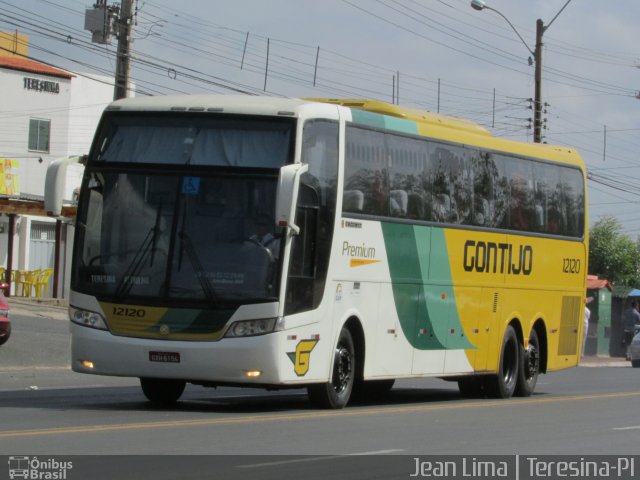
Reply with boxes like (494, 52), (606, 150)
(580, 355), (630, 368)
(7, 296), (69, 321)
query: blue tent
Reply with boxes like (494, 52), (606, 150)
(628, 289), (640, 297)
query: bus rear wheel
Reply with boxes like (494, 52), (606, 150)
(515, 329), (540, 397)
(485, 325), (519, 399)
(140, 378), (186, 405)
(308, 328), (355, 409)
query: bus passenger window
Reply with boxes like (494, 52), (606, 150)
(407, 193), (426, 220)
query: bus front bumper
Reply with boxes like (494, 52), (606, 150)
(70, 323), (285, 385)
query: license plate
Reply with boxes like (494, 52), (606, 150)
(149, 351), (181, 363)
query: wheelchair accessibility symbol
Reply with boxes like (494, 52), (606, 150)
(182, 176), (200, 195)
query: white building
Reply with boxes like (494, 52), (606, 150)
(0, 32), (114, 298)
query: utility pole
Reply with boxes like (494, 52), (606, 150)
(471, 0), (572, 144)
(113, 0), (135, 100)
(533, 18), (543, 143)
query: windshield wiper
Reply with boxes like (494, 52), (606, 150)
(113, 200), (163, 298)
(177, 200), (218, 302)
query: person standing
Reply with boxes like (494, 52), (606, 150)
(622, 300), (640, 359)
(582, 298), (592, 357)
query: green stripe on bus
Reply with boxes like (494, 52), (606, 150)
(350, 109), (419, 135)
(350, 109), (386, 129)
(384, 116), (418, 135)
(381, 223), (474, 350)
(151, 308), (234, 335)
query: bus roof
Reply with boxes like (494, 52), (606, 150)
(107, 94), (311, 116)
(307, 98), (491, 137)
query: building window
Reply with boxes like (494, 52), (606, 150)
(28, 118), (50, 152)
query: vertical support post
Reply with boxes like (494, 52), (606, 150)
(114, 0), (136, 100)
(53, 219), (62, 299)
(492, 88), (496, 128)
(396, 70), (400, 105)
(533, 18), (544, 143)
(240, 32), (249, 70)
(264, 38), (270, 92)
(5, 215), (15, 297)
(392, 74), (395, 104)
(313, 46), (319, 87)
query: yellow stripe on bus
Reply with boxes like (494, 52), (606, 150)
(350, 258), (382, 268)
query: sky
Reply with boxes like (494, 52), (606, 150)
(2, 0), (640, 235)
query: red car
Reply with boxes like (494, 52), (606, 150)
(0, 284), (9, 346)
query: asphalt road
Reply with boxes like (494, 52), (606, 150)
(1, 301), (639, 479)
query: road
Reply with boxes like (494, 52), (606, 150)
(1, 301), (638, 479)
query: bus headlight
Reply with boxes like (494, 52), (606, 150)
(224, 318), (278, 338)
(69, 306), (108, 330)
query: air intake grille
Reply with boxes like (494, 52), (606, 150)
(558, 296), (581, 356)
(492, 292), (499, 313)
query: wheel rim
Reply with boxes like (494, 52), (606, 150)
(333, 343), (353, 395)
(524, 340), (539, 381)
(502, 337), (517, 386)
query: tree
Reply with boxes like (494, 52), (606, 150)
(589, 215), (640, 286)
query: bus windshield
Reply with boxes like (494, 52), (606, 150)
(72, 114), (294, 305)
(95, 114), (292, 168)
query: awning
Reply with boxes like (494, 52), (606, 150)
(586, 274), (612, 291)
(0, 196), (76, 217)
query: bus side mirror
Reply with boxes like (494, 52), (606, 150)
(44, 155), (86, 218)
(275, 163), (308, 235)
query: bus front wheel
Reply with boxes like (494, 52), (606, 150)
(308, 328), (355, 409)
(485, 325), (519, 399)
(140, 378), (186, 405)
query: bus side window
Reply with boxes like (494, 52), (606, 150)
(344, 126), (388, 217)
(506, 159), (534, 231)
(533, 162), (562, 235)
(561, 167), (585, 237)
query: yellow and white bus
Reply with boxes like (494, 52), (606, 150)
(47, 96), (587, 408)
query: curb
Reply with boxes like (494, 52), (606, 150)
(579, 356), (630, 368)
(579, 361), (630, 368)
(7, 297), (68, 308)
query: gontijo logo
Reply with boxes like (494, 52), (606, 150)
(287, 339), (319, 376)
(342, 241), (381, 268)
(463, 240), (533, 276)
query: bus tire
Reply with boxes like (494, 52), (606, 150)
(308, 328), (355, 409)
(515, 328), (540, 397)
(632, 360), (640, 368)
(485, 325), (519, 399)
(140, 378), (186, 405)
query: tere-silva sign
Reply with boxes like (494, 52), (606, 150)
(24, 77), (61, 94)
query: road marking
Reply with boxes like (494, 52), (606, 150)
(238, 450), (404, 469)
(0, 366), (70, 372)
(1, 390), (639, 439)
(613, 425), (640, 431)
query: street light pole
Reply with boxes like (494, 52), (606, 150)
(471, 0), (572, 143)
